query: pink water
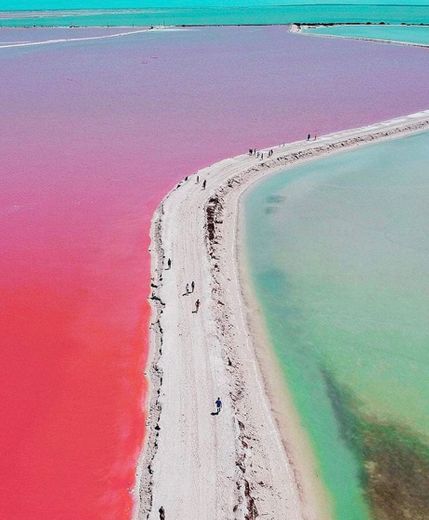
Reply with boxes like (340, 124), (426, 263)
(1, 26), (429, 519)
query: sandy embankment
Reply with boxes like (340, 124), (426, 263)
(135, 109), (429, 520)
(291, 23), (429, 49)
(0, 26), (179, 50)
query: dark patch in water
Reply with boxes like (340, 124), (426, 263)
(364, 422), (429, 520)
(322, 369), (429, 520)
(266, 194), (285, 204)
(264, 205), (278, 215)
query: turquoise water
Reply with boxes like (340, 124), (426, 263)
(1, 5), (429, 26)
(303, 23), (429, 45)
(5, 0), (428, 11)
(244, 131), (429, 519)
(4, 0), (429, 9)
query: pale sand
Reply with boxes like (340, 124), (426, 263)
(291, 23), (429, 49)
(0, 26), (181, 50)
(135, 109), (429, 520)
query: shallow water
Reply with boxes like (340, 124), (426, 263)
(244, 130), (429, 519)
(1, 5), (429, 27)
(303, 23), (429, 46)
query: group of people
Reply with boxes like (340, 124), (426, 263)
(183, 281), (195, 295)
(248, 148), (274, 160)
(166, 260), (222, 407)
(166, 261), (223, 414)
(195, 174), (207, 189)
(182, 281), (199, 312)
(156, 256), (223, 520)
(249, 134), (318, 162)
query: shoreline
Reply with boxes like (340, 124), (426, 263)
(236, 201), (335, 518)
(0, 26), (188, 50)
(136, 109), (429, 519)
(2, 24), (429, 52)
(292, 23), (429, 48)
(2, 19), (429, 30)
(236, 208), (334, 518)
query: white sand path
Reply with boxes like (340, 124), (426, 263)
(0, 26), (180, 50)
(291, 23), (429, 49)
(137, 109), (429, 520)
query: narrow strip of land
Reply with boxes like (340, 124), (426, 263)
(292, 23), (429, 49)
(0, 27), (179, 50)
(137, 109), (429, 520)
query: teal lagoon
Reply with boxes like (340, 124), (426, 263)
(4, 0), (429, 9)
(1, 5), (429, 26)
(243, 131), (429, 519)
(302, 23), (429, 46)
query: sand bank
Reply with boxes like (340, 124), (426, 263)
(136, 109), (429, 519)
(292, 23), (429, 49)
(0, 26), (180, 49)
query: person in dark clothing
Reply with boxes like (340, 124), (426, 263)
(307, 133), (311, 141)
(167, 258), (171, 270)
(159, 506), (165, 520)
(191, 281), (195, 293)
(202, 179), (207, 190)
(192, 299), (200, 313)
(215, 397), (222, 414)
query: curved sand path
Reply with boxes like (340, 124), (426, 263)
(137, 109), (429, 520)
(291, 23), (429, 49)
(0, 27), (179, 50)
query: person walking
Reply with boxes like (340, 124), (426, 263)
(166, 258), (171, 270)
(215, 397), (222, 414)
(202, 179), (207, 190)
(159, 506), (165, 520)
(191, 281), (195, 293)
(185, 283), (190, 294)
(307, 133), (311, 141)
(192, 299), (200, 313)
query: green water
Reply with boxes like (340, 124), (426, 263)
(244, 131), (429, 519)
(303, 23), (429, 45)
(1, 5), (429, 27)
